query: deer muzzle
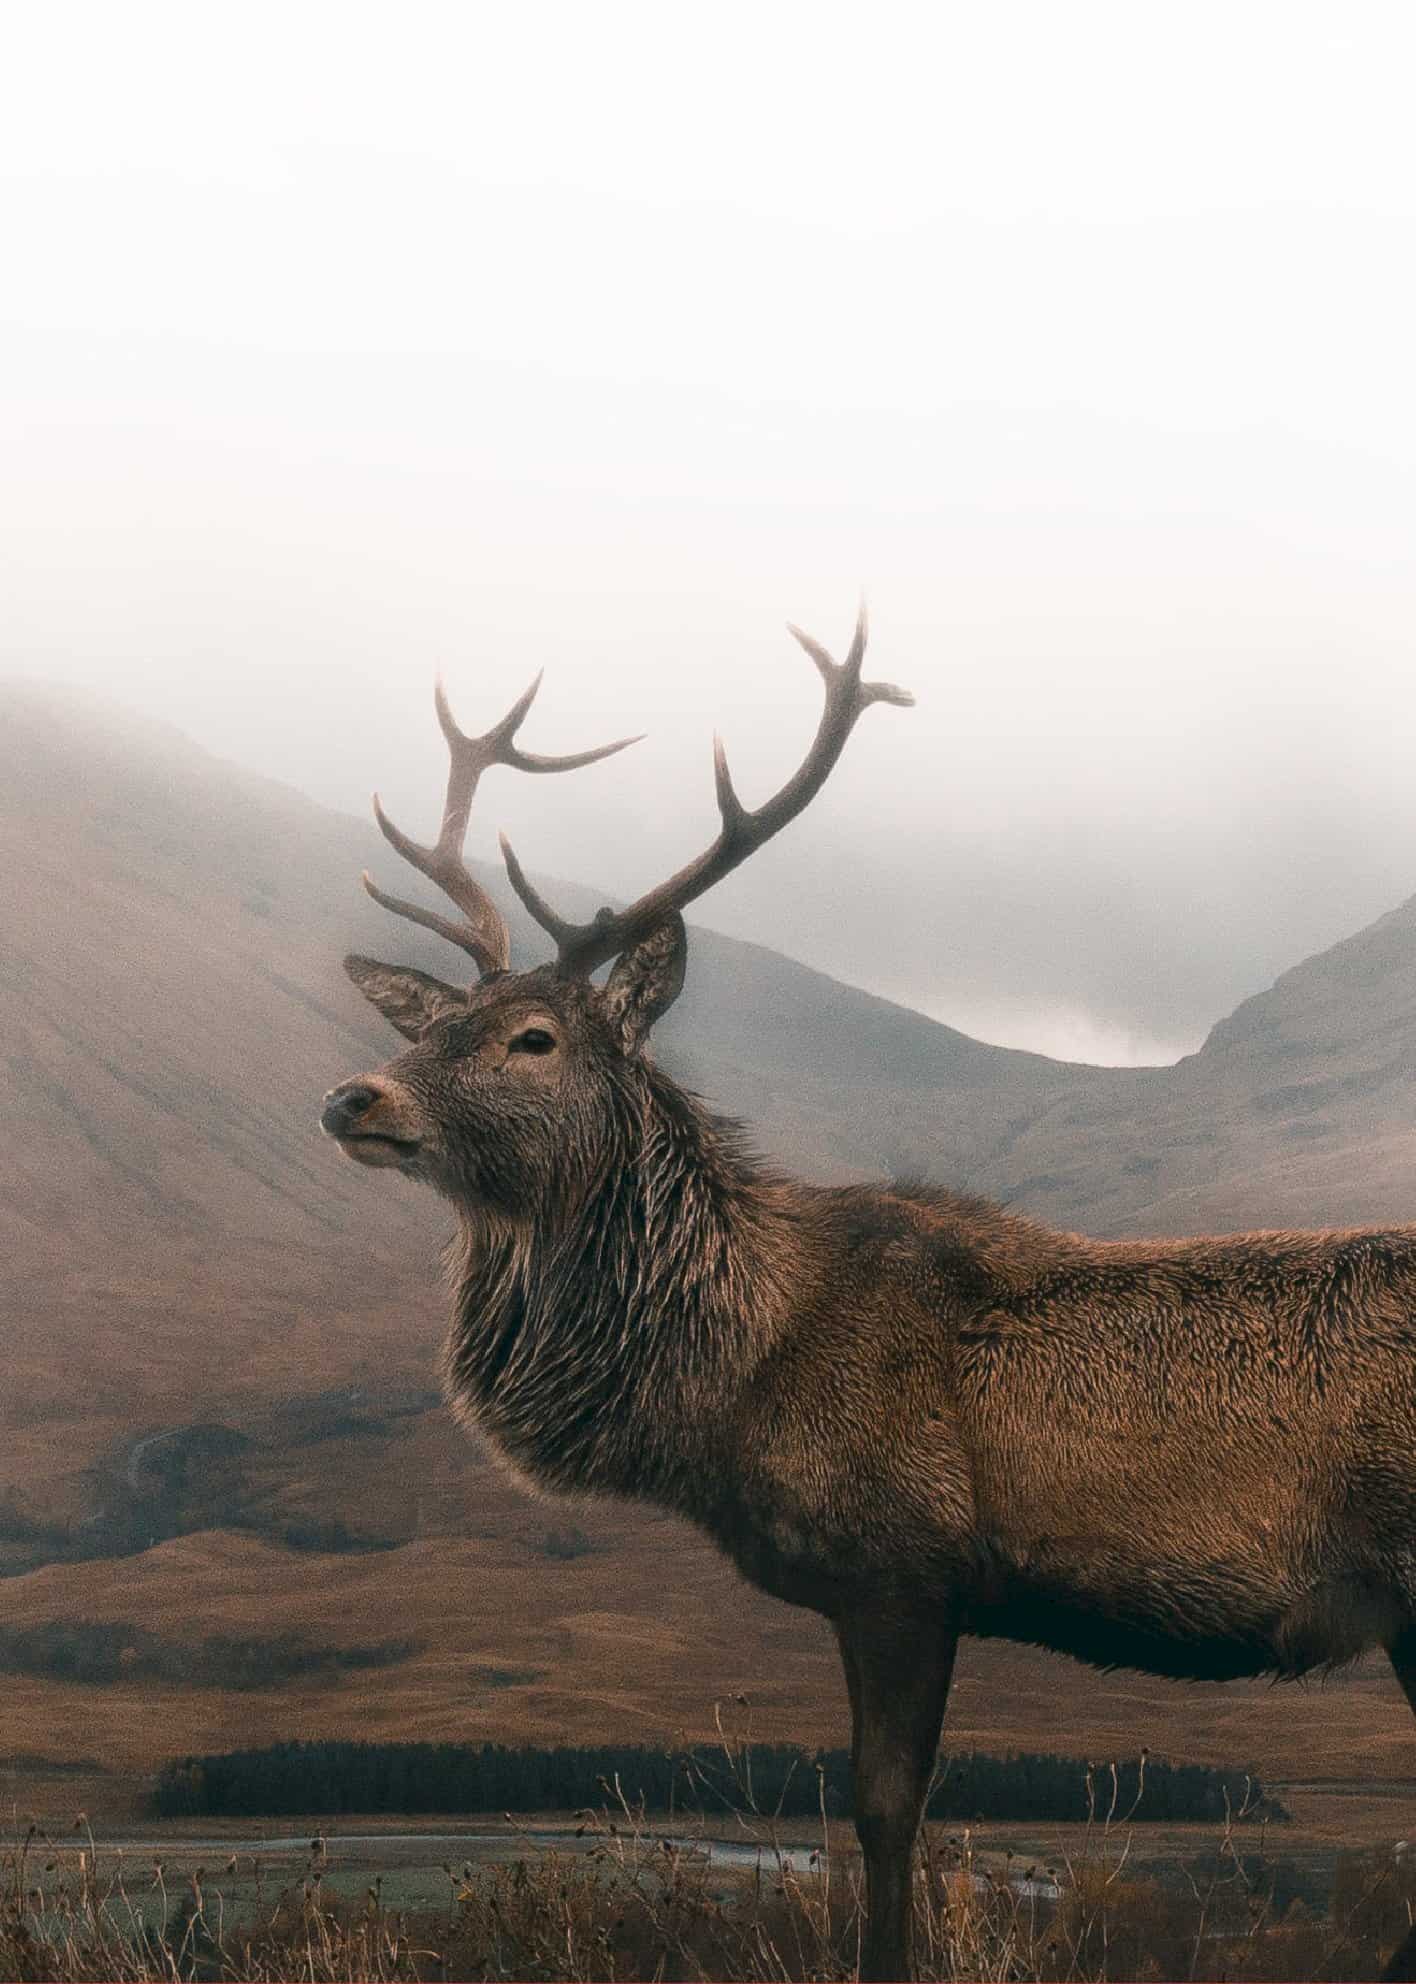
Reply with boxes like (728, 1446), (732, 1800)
(319, 1079), (425, 1168)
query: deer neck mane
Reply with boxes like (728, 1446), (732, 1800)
(442, 1066), (794, 1511)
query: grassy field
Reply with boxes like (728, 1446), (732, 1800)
(6, 1548), (1416, 1825)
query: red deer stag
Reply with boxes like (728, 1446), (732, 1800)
(322, 613), (1416, 1983)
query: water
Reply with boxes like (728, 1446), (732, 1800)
(90, 1827), (1063, 1896)
(93, 1828), (823, 1873)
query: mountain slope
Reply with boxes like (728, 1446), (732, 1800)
(0, 680), (1093, 1555)
(6, 681), (1416, 1814)
(0, 683), (1080, 1258)
(955, 895), (1416, 1236)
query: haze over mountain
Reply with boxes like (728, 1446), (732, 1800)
(5, 683), (1416, 1816)
(10, 6), (1416, 1068)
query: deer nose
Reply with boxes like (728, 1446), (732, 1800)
(320, 1082), (380, 1137)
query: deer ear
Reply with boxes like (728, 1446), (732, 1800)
(343, 955), (466, 1041)
(599, 914), (687, 1053)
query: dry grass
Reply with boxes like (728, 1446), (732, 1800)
(3, 1817), (1413, 1983)
(6, 1749), (1416, 1983)
(0, 1821), (431, 1983)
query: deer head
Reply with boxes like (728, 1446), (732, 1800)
(320, 610), (912, 1213)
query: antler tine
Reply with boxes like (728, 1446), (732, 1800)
(497, 834), (608, 954)
(364, 674), (643, 979)
(360, 867), (504, 972)
(436, 675), (643, 781)
(786, 602), (911, 710)
(499, 608), (914, 977)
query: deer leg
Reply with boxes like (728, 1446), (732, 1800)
(837, 1611), (957, 1983)
(1382, 1630), (1416, 1982)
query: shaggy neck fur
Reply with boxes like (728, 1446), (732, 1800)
(442, 1063), (797, 1515)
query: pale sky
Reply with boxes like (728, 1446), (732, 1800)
(5, 2), (1416, 1064)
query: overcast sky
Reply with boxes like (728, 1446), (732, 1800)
(5, 3), (1416, 1064)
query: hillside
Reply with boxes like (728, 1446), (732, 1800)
(5, 680), (1416, 1817)
(955, 894), (1416, 1236)
(0, 684), (1082, 1241)
(0, 684), (1088, 1449)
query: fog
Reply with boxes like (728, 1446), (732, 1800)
(5, 3), (1416, 1064)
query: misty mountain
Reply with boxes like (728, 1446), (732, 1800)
(0, 680), (1085, 1490)
(0, 682), (1079, 1262)
(11, 669), (1416, 1446)
(956, 895), (1416, 1236)
(6, 676), (1416, 1444)
(6, 680), (1416, 1810)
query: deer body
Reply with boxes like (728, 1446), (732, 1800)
(440, 1076), (1416, 1677)
(322, 619), (1416, 1981)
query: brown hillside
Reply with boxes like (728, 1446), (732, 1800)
(4, 681), (1416, 1816)
(959, 896), (1416, 1236)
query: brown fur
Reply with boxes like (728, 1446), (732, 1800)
(325, 954), (1416, 1980)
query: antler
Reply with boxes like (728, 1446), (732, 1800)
(499, 605), (913, 977)
(363, 673), (641, 977)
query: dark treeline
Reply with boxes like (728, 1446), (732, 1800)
(154, 1738), (1286, 1824)
(0, 1622), (418, 1690)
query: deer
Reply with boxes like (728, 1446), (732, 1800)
(321, 611), (1416, 1983)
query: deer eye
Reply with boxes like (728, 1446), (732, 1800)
(509, 1027), (557, 1056)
